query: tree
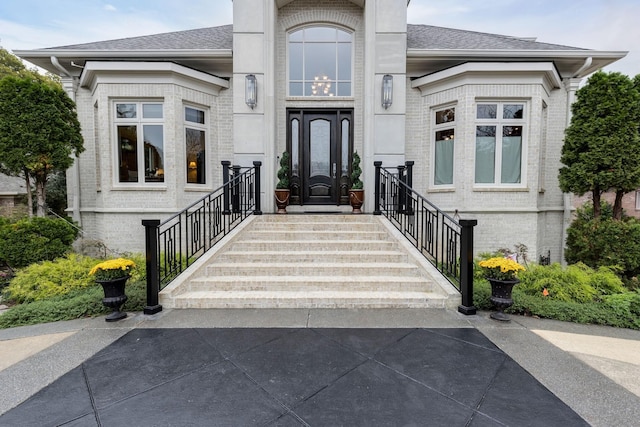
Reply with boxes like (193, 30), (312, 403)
(0, 47), (61, 85)
(559, 71), (640, 219)
(0, 76), (84, 217)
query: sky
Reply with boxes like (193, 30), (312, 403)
(0, 0), (638, 78)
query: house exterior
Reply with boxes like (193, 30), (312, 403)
(15, 0), (625, 261)
(0, 174), (27, 217)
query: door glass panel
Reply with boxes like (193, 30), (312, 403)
(291, 119), (299, 175)
(341, 119), (349, 174)
(310, 119), (330, 178)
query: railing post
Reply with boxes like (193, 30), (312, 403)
(142, 219), (162, 315)
(222, 160), (231, 215)
(397, 164), (406, 213)
(458, 219), (478, 315)
(253, 161), (262, 215)
(373, 161), (382, 215)
(232, 165), (241, 213)
(405, 161), (414, 215)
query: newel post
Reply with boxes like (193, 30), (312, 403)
(222, 161), (231, 214)
(253, 161), (262, 215)
(458, 219), (478, 315)
(374, 161), (382, 215)
(232, 165), (241, 213)
(397, 164), (406, 213)
(142, 219), (162, 315)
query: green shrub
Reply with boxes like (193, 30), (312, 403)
(0, 217), (79, 269)
(0, 257), (147, 329)
(517, 263), (625, 303)
(2, 254), (99, 303)
(565, 204), (640, 279)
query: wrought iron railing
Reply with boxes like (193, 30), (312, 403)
(142, 161), (262, 314)
(374, 161), (477, 315)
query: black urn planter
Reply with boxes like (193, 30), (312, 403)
(97, 276), (129, 322)
(488, 278), (518, 322)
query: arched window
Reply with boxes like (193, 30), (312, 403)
(288, 26), (352, 97)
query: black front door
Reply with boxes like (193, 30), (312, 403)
(288, 109), (352, 205)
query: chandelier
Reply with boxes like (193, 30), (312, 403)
(311, 74), (334, 96)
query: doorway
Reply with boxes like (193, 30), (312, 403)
(287, 109), (353, 205)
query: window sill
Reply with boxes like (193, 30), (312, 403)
(112, 184), (167, 191)
(473, 186), (529, 192)
(184, 185), (213, 192)
(428, 187), (455, 193)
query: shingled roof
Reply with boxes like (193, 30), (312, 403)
(46, 25), (234, 51)
(41, 23), (584, 52)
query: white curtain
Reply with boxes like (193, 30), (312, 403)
(501, 136), (522, 183)
(475, 136), (496, 183)
(435, 138), (454, 185)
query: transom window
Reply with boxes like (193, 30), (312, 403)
(433, 107), (456, 186)
(288, 26), (352, 97)
(475, 102), (525, 185)
(185, 106), (207, 185)
(115, 102), (164, 184)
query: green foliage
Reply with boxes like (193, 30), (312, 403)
(565, 210), (640, 278)
(559, 71), (640, 219)
(0, 275), (147, 329)
(45, 171), (68, 217)
(0, 76), (84, 216)
(473, 278), (640, 329)
(0, 253), (147, 329)
(517, 263), (625, 303)
(350, 151), (363, 189)
(0, 47), (60, 86)
(276, 151), (290, 189)
(0, 217), (79, 269)
(2, 254), (97, 303)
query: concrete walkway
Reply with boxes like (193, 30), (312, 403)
(0, 309), (638, 426)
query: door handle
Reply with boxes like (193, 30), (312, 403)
(332, 163), (337, 179)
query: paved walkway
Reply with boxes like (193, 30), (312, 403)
(0, 309), (638, 426)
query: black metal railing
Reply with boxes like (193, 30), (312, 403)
(374, 161), (477, 315)
(142, 161), (262, 314)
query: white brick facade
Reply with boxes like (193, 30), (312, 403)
(19, 0), (622, 259)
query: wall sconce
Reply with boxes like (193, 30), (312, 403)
(188, 161), (197, 169)
(382, 74), (393, 109)
(245, 74), (257, 109)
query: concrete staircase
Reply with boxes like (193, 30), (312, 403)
(159, 215), (460, 309)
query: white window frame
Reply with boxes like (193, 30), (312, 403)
(431, 105), (456, 189)
(184, 105), (208, 187)
(113, 100), (165, 187)
(287, 25), (353, 98)
(474, 101), (527, 188)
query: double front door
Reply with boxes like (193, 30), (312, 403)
(287, 109), (353, 205)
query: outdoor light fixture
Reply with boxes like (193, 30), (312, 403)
(382, 74), (393, 109)
(245, 74), (257, 109)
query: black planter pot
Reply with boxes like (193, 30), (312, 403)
(97, 276), (129, 322)
(488, 278), (519, 322)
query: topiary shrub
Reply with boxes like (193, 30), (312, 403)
(276, 151), (290, 189)
(350, 151), (363, 189)
(0, 216), (79, 269)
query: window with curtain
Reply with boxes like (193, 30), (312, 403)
(433, 107), (455, 186)
(474, 102), (525, 185)
(288, 26), (352, 97)
(185, 106), (207, 185)
(115, 102), (164, 184)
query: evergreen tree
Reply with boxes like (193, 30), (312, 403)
(559, 71), (640, 219)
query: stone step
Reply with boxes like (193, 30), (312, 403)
(259, 214), (376, 223)
(169, 290), (447, 309)
(255, 222), (381, 231)
(215, 250), (408, 264)
(243, 230), (390, 241)
(229, 239), (399, 252)
(183, 276), (432, 293)
(204, 262), (423, 277)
